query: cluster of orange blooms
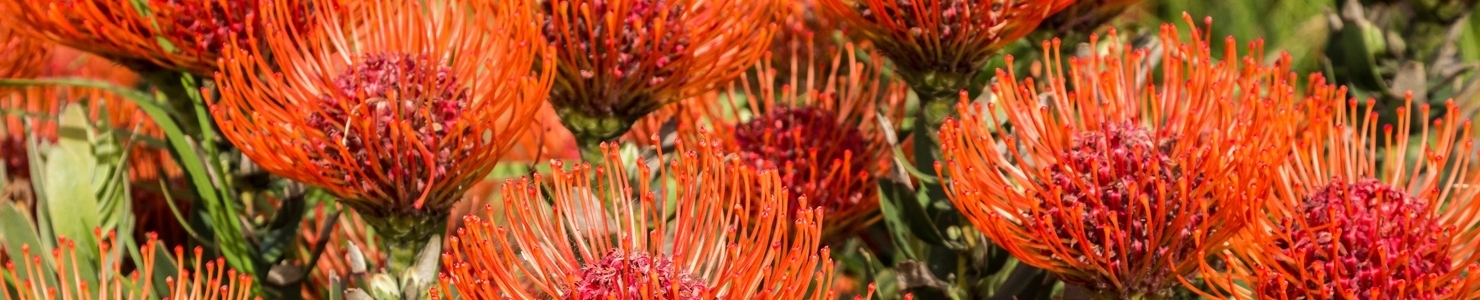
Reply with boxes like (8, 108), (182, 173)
(0, 0), (1479, 299)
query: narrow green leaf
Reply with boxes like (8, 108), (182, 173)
(881, 179), (948, 246)
(150, 239), (180, 297)
(0, 202), (57, 290)
(24, 121), (55, 248)
(329, 272), (345, 300)
(174, 74), (261, 281)
(260, 193), (307, 265)
(876, 181), (920, 260)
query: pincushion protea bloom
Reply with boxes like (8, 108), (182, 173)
(0, 20), (48, 84)
(437, 135), (838, 299)
(680, 43), (906, 243)
(815, 0), (1074, 102)
(0, 0), (316, 77)
(0, 231), (257, 300)
(939, 18), (1303, 298)
(1194, 95), (1480, 299)
(211, 0), (553, 272)
(539, 0), (778, 146)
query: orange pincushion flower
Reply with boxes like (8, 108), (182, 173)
(437, 136), (837, 299)
(0, 19), (49, 84)
(815, 0), (1074, 98)
(768, 0), (849, 77)
(0, 231), (258, 300)
(939, 17), (1303, 298)
(211, 0), (553, 249)
(682, 43), (906, 242)
(1195, 95), (1480, 299)
(0, 0), (316, 77)
(539, 0), (779, 143)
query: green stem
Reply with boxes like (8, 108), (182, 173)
(577, 136), (607, 165)
(366, 213), (447, 277)
(910, 93), (958, 199)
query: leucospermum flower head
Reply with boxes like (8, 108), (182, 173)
(211, 0), (553, 259)
(437, 134), (837, 299)
(539, 0), (779, 144)
(815, 0), (1074, 99)
(939, 16), (1303, 298)
(0, 18), (49, 85)
(682, 43), (907, 243)
(1197, 94), (1480, 299)
(0, 0), (319, 77)
(0, 231), (257, 300)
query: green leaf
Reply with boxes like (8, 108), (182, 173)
(0, 202), (57, 290)
(0, 77), (260, 280)
(150, 238), (181, 296)
(24, 121), (55, 248)
(41, 104), (104, 287)
(876, 181), (920, 260)
(260, 193), (307, 265)
(329, 272), (346, 300)
(1328, 5), (1392, 94)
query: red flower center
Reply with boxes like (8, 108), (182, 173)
(573, 249), (705, 300)
(733, 106), (870, 217)
(1032, 122), (1206, 295)
(1261, 178), (1456, 299)
(539, 0), (690, 114)
(153, 0), (315, 58)
(305, 53), (470, 208)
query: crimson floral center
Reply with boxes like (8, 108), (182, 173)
(1030, 121), (1206, 296)
(157, 0), (311, 55)
(1261, 178), (1456, 299)
(733, 106), (870, 217)
(539, 0), (690, 115)
(305, 53), (470, 211)
(851, 0), (1006, 72)
(572, 249), (705, 300)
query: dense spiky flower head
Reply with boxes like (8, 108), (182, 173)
(939, 16), (1304, 298)
(539, 0), (779, 144)
(0, 0), (317, 77)
(681, 44), (906, 242)
(0, 230), (258, 300)
(1194, 95), (1480, 299)
(437, 133), (838, 299)
(815, 0), (1073, 99)
(211, 0), (554, 258)
(0, 19), (49, 86)
(766, 0), (848, 81)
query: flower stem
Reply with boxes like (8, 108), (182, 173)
(361, 211), (448, 284)
(577, 137), (607, 166)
